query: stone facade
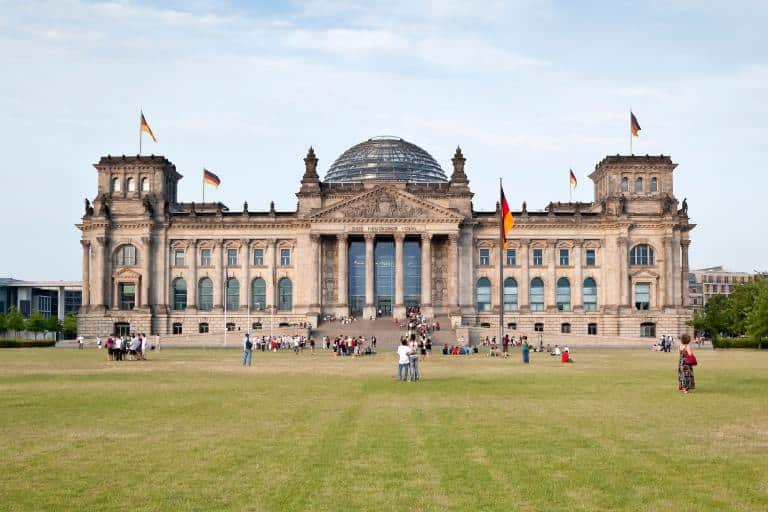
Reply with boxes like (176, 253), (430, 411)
(77, 143), (695, 340)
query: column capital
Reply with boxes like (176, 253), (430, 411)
(572, 238), (584, 248)
(190, 239), (198, 248)
(393, 233), (406, 243)
(364, 233), (376, 242)
(420, 232), (433, 241)
(336, 233), (348, 241)
(547, 239), (557, 248)
(241, 238), (251, 247)
(680, 239), (691, 248)
(80, 239), (91, 248)
(310, 233), (322, 243)
(518, 238), (530, 246)
(96, 236), (109, 246)
(141, 236), (151, 247)
(448, 232), (460, 243)
(213, 239), (224, 248)
(616, 236), (628, 247)
(267, 238), (277, 247)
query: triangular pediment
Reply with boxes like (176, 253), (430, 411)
(115, 268), (141, 280)
(630, 269), (660, 279)
(310, 186), (463, 222)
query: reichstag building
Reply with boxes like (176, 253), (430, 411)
(77, 136), (694, 339)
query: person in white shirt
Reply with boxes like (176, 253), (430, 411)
(141, 334), (148, 360)
(397, 340), (412, 382)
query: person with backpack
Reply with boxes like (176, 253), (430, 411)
(242, 333), (253, 367)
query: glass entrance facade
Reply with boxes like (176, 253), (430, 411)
(403, 239), (421, 308)
(375, 240), (394, 315)
(348, 240), (365, 315)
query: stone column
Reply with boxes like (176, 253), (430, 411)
(573, 240), (583, 310)
(448, 233), (460, 312)
(240, 239), (250, 310)
(546, 239), (557, 310)
(188, 241), (198, 310)
(336, 234), (348, 309)
(663, 236), (673, 307)
(80, 240), (91, 308)
(267, 239), (277, 309)
(617, 237), (629, 307)
(420, 232), (432, 308)
(94, 236), (108, 309)
(309, 234), (321, 309)
(680, 239), (690, 307)
(213, 240), (223, 310)
(141, 236), (151, 308)
(519, 239), (530, 311)
(394, 233), (405, 316)
(364, 234), (376, 318)
(57, 286), (65, 321)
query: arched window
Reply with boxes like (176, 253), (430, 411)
(226, 278), (239, 310)
(278, 277), (292, 310)
(640, 322), (656, 337)
(127, 177), (136, 192)
(583, 277), (597, 311)
(112, 177), (121, 192)
(530, 277), (544, 311)
(503, 277), (518, 311)
(198, 277), (213, 311)
(620, 177), (628, 192)
(251, 278), (266, 311)
(476, 277), (492, 311)
(650, 177), (658, 192)
(172, 278), (187, 311)
(556, 277), (571, 311)
(141, 177), (150, 192)
(635, 177), (643, 192)
(115, 244), (138, 266)
(629, 244), (655, 265)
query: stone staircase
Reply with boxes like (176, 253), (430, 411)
(311, 316), (456, 350)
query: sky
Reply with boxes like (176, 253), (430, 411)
(1, 0), (766, 280)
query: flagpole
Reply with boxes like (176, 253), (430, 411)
(499, 177), (504, 349)
(629, 109), (633, 155)
(202, 175), (205, 203)
(139, 112), (142, 156)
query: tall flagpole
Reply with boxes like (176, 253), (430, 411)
(139, 112), (142, 156)
(499, 177), (504, 348)
(202, 172), (205, 203)
(629, 109), (633, 155)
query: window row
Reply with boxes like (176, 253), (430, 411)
(620, 176), (658, 193)
(111, 176), (151, 193)
(173, 247), (291, 267)
(174, 320), (290, 335)
(479, 248), (598, 267)
(475, 277), (599, 312)
(171, 277), (293, 311)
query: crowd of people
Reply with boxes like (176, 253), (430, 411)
(100, 333), (152, 361)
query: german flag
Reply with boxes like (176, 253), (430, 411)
(203, 168), (221, 187)
(500, 184), (514, 249)
(630, 111), (641, 137)
(570, 169), (578, 188)
(140, 111), (157, 142)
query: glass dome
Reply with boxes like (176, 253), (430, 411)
(324, 136), (447, 183)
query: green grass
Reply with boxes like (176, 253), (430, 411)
(1, 348), (767, 511)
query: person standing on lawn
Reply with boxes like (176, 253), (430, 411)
(522, 339), (530, 364)
(397, 340), (412, 382)
(678, 333), (696, 394)
(242, 333), (253, 367)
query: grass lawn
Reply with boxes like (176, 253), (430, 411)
(1, 348), (767, 511)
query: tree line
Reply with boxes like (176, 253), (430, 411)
(689, 278), (768, 346)
(0, 307), (78, 340)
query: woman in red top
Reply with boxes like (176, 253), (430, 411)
(678, 333), (696, 394)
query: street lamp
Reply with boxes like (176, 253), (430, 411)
(223, 268), (234, 347)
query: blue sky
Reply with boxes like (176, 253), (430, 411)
(1, 0), (766, 279)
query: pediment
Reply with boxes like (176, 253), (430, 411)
(310, 186), (463, 222)
(115, 268), (141, 280)
(629, 269), (660, 279)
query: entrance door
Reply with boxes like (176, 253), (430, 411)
(376, 296), (392, 316)
(114, 322), (131, 336)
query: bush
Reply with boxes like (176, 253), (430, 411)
(0, 338), (57, 348)
(712, 337), (766, 349)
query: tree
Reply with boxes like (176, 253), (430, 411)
(5, 307), (25, 338)
(26, 312), (46, 340)
(44, 316), (63, 337)
(62, 313), (78, 339)
(0, 311), (6, 335)
(698, 294), (731, 339)
(746, 281), (768, 348)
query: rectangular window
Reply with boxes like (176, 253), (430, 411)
(172, 323), (183, 335)
(64, 291), (81, 314)
(506, 249), (516, 266)
(38, 296), (52, 316)
(588, 323), (598, 335)
(635, 283), (650, 310)
(479, 248), (490, 266)
(559, 249), (569, 266)
(201, 249), (212, 267)
(280, 248), (291, 266)
(227, 248), (238, 266)
(585, 249), (596, 266)
(174, 250), (185, 267)
(532, 248), (543, 266)
(119, 283), (136, 310)
(253, 248), (264, 266)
